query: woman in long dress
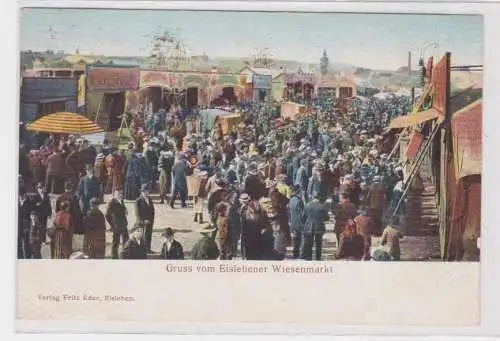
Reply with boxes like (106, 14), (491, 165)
(51, 201), (73, 259)
(83, 198), (107, 259)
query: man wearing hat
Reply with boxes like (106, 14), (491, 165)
(289, 185), (306, 259)
(244, 162), (265, 200)
(120, 224), (148, 259)
(191, 224), (220, 260)
(294, 158), (309, 203)
(135, 184), (155, 252)
(159, 228), (184, 260)
(158, 150), (174, 204)
(365, 175), (387, 236)
(82, 197), (106, 259)
(302, 192), (329, 261)
(105, 190), (129, 259)
(77, 165), (102, 216)
(170, 153), (189, 209)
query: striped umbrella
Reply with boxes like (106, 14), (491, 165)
(25, 112), (104, 134)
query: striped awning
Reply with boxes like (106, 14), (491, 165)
(26, 112), (104, 134)
(387, 108), (441, 130)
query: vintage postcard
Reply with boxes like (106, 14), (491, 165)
(16, 4), (484, 333)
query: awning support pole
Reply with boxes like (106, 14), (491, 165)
(391, 121), (441, 221)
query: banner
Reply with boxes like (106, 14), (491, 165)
(21, 78), (77, 103)
(87, 66), (140, 92)
(252, 74), (272, 89)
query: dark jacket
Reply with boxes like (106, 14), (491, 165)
(160, 240), (184, 260)
(120, 238), (148, 259)
(244, 174), (265, 200)
(135, 196), (155, 222)
(289, 194), (306, 233)
(105, 198), (128, 233)
(191, 236), (220, 260)
(304, 199), (329, 234)
(32, 192), (52, 220)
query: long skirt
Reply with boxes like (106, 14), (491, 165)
(52, 229), (73, 259)
(84, 229), (106, 259)
(124, 175), (140, 200)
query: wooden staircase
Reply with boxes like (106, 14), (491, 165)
(404, 169), (439, 237)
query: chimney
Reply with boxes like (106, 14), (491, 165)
(408, 51), (411, 76)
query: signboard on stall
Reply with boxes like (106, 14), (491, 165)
(21, 78), (77, 103)
(252, 74), (272, 89)
(140, 71), (177, 88)
(284, 73), (316, 84)
(86, 66), (140, 92)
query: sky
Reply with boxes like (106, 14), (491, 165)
(19, 8), (483, 70)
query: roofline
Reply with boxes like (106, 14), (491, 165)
(452, 98), (482, 116)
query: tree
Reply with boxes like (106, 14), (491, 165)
(320, 49), (329, 76)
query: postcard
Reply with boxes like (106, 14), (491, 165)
(15, 4), (484, 334)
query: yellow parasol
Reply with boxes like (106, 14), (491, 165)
(26, 112), (104, 134)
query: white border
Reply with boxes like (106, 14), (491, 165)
(4, 0), (500, 338)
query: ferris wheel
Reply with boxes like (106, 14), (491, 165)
(149, 29), (192, 71)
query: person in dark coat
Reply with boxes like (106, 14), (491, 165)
(294, 159), (309, 203)
(77, 165), (102, 216)
(105, 190), (129, 259)
(83, 198), (106, 259)
(120, 225), (148, 259)
(301, 192), (329, 261)
(33, 183), (52, 244)
(158, 150), (174, 204)
(159, 227), (184, 260)
(145, 143), (159, 190)
(135, 184), (155, 252)
(56, 181), (83, 235)
(123, 152), (141, 200)
(18, 193), (35, 259)
(244, 163), (265, 200)
(191, 225), (220, 260)
(289, 185), (306, 259)
(170, 153), (189, 208)
(28, 211), (43, 259)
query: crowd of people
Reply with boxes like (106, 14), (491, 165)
(18, 94), (414, 261)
